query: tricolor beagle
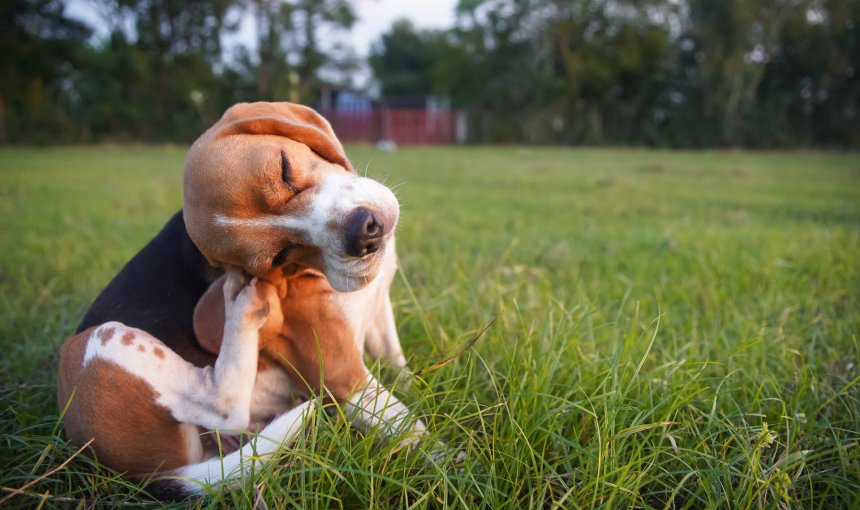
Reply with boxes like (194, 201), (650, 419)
(57, 102), (423, 499)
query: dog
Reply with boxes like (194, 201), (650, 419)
(57, 102), (424, 499)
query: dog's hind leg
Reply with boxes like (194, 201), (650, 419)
(57, 274), (273, 475)
(344, 374), (427, 448)
(156, 400), (315, 498)
(58, 325), (209, 475)
(169, 272), (271, 430)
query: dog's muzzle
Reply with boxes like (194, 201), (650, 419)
(344, 205), (397, 259)
(345, 207), (384, 257)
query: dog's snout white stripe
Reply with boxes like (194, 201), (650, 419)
(213, 173), (399, 292)
(214, 213), (305, 231)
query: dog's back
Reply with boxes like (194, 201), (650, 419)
(78, 211), (216, 366)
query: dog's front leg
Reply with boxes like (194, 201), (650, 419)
(363, 291), (408, 370)
(175, 273), (273, 431)
(344, 374), (427, 449)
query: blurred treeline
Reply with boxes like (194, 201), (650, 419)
(2, 0), (858, 147)
(1, 0), (359, 145)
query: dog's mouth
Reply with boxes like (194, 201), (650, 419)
(266, 235), (391, 292)
(325, 265), (383, 292)
(324, 235), (393, 292)
(318, 199), (398, 292)
(271, 244), (304, 269)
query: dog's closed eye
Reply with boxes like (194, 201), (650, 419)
(280, 150), (299, 194)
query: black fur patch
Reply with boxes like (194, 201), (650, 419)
(143, 477), (197, 501)
(77, 210), (217, 367)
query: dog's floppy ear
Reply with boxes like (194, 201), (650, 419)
(218, 102), (353, 172)
(193, 274), (286, 354)
(193, 275), (226, 355)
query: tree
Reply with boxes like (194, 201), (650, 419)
(1, 0), (856, 147)
(0, 0), (90, 144)
(93, 0), (237, 139)
(680, 0), (812, 146)
(294, 0), (356, 101)
(445, 0), (556, 142)
(443, 0), (676, 143)
(251, 0), (356, 103)
(252, 0), (295, 101)
(544, 0), (675, 144)
(755, 0), (860, 147)
(369, 19), (454, 97)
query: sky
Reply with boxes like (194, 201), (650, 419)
(65, 0), (460, 58)
(332, 0), (458, 57)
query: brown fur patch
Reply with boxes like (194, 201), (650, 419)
(195, 272), (368, 400)
(261, 274), (367, 399)
(97, 327), (115, 345)
(138, 345), (145, 352)
(193, 274), (227, 355)
(153, 347), (165, 359)
(57, 328), (196, 475)
(122, 331), (135, 345)
(58, 327), (95, 412)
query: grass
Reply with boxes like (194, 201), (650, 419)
(0, 145), (858, 508)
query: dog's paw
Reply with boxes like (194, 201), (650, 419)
(224, 274), (271, 331)
(257, 280), (284, 336)
(222, 270), (249, 303)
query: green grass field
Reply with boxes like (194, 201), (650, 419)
(1, 146), (858, 508)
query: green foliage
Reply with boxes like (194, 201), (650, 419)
(0, 0), (359, 144)
(1, 146), (858, 507)
(252, 0), (357, 102)
(371, 0), (859, 147)
(369, 20), (455, 98)
(0, 0), (91, 144)
(0, 0), (858, 145)
(754, 0), (860, 147)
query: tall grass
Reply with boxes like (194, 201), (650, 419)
(1, 146), (858, 508)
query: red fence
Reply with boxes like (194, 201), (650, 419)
(321, 108), (458, 145)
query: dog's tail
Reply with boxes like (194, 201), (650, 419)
(145, 401), (314, 500)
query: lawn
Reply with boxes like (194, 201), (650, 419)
(0, 145), (858, 508)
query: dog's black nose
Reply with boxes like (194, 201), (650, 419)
(345, 207), (384, 257)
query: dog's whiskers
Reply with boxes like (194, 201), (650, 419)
(360, 158), (373, 179)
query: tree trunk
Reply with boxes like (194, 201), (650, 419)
(149, 2), (174, 139)
(0, 93), (6, 146)
(256, 0), (274, 101)
(298, 6), (317, 103)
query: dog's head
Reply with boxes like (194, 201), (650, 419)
(184, 102), (398, 292)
